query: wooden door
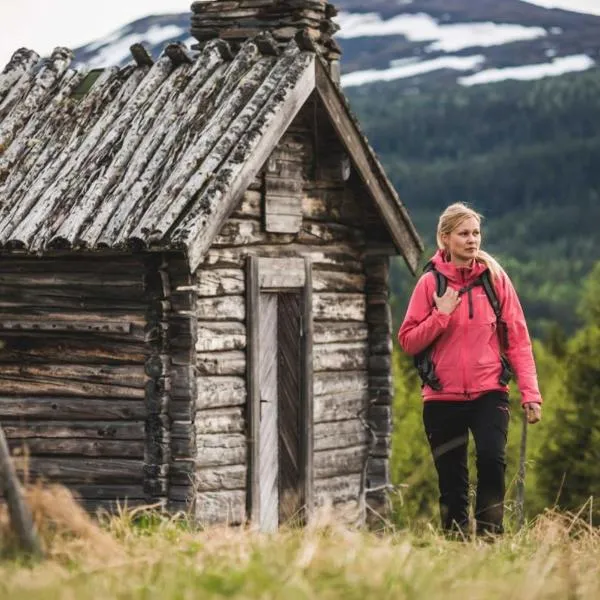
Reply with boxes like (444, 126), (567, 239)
(248, 257), (313, 531)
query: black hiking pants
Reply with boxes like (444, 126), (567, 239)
(423, 391), (510, 536)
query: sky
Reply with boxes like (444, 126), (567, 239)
(0, 0), (192, 67)
(1, 0), (600, 68)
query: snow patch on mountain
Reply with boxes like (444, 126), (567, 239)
(341, 54), (485, 87)
(86, 24), (185, 68)
(519, 0), (600, 17)
(458, 53), (595, 85)
(335, 12), (547, 52)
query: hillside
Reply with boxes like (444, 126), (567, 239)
(346, 69), (600, 334)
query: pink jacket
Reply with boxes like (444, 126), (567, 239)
(398, 250), (542, 405)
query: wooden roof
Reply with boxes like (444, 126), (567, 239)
(0, 37), (423, 272)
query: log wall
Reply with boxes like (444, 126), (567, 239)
(0, 253), (196, 513)
(0, 256), (150, 510)
(193, 98), (395, 525)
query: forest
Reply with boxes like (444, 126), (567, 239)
(346, 68), (600, 524)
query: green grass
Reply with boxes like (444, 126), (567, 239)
(0, 486), (599, 599)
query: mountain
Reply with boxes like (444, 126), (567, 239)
(73, 1), (599, 91)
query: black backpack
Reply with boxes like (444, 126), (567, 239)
(414, 262), (512, 391)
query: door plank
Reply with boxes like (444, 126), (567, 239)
(258, 293), (278, 533)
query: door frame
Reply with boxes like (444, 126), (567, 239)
(246, 256), (314, 527)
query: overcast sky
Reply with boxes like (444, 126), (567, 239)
(0, 1), (192, 67)
(1, 1), (599, 68)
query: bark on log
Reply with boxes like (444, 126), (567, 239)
(195, 465), (246, 492)
(313, 321), (368, 345)
(196, 322), (246, 352)
(194, 490), (246, 525)
(197, 351), (246, 376)
(196, 407), (245, 434)
(196, 433), (246, 468)
(196, 376), (246, 409)
(313, 293), (366, 321)
(314, 389), (368, 423)
(313, 342), (368, 372)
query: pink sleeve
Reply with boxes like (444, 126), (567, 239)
(499, 272), (543, 405)
(397, 273), (451, 356)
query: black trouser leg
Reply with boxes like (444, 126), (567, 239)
(423, 402), (470, 534)
(470, 392), (510, 535)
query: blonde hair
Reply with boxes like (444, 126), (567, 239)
(437, 202), (504, 280)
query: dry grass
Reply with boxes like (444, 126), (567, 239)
(0, 484), (598, 599)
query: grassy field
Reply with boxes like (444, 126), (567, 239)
(0, 486), (598, 599)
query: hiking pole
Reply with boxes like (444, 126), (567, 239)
(515, 409), (528, 530)
(0, 424), (43, 558)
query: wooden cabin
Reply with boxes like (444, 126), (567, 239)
(0, 0), (423, 529)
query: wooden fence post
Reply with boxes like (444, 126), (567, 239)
(0, 424), (43, 558)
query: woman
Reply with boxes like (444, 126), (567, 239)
(398, 202), (542, 536)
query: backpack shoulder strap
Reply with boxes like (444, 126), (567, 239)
(480, 269), (501, 319)
(423, 262), (447, 297)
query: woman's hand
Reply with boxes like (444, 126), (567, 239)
(524, 402), (542, 424)
(433, 287), (461, 315)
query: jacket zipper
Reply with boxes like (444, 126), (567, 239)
(460, 270), (469, 397)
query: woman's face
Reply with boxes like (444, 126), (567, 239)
(442, 216), (481, 266)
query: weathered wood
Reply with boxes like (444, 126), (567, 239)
(265, 213), (302, 234)
(213, 219), (292, 247)
(257, 257), (305, 289)
(0, 363), (145, 387)
(69, 484), (145, 500)
(14, 458), (144, 484)
(313, 341), (368, 372)
(313, 270), (365, 293)
(313, 371), (368, 398)
(196, 322), (246, 352)
(258, 292), (279, 532)
(129, 47), (272, 244)
(313, 321), (368, 345)
(195, 269), (245, 296)
(314, 473), (363, 503)
(52, 59), (180, 249)
(197, 351), (246, 376)
(196, 376), (246, 409)
(201, 244), (363, 273)
(0, 397), (145, 420)
(367, 458), (389, 490)
(8, 438), (145, 458)
(314, 446), (368, 479)
(194, 490), (246, 525)
(314, 420), (368, 452)
(103, 43), (228, 246)
(302, 257), (314, 520)
(369, 354), (391, 373)
(313, 293), (366, 322)
(196, 434), (247, 468)
(196, 407), (245, 434)
(302, 189), (362, 223)
(3, 421), (145, 440)
(195, 465), (246, 492)
(176, 51), (317, 272)
(197, 296), (245, 321)
(0, 365), (144, 399)
(314, 389), (368, 423)
(231, 189), (261, 218)
(246, 256), (260, 525)
(0, 334), (148, 365)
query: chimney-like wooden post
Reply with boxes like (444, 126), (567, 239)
(190, 1), (342, 81)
